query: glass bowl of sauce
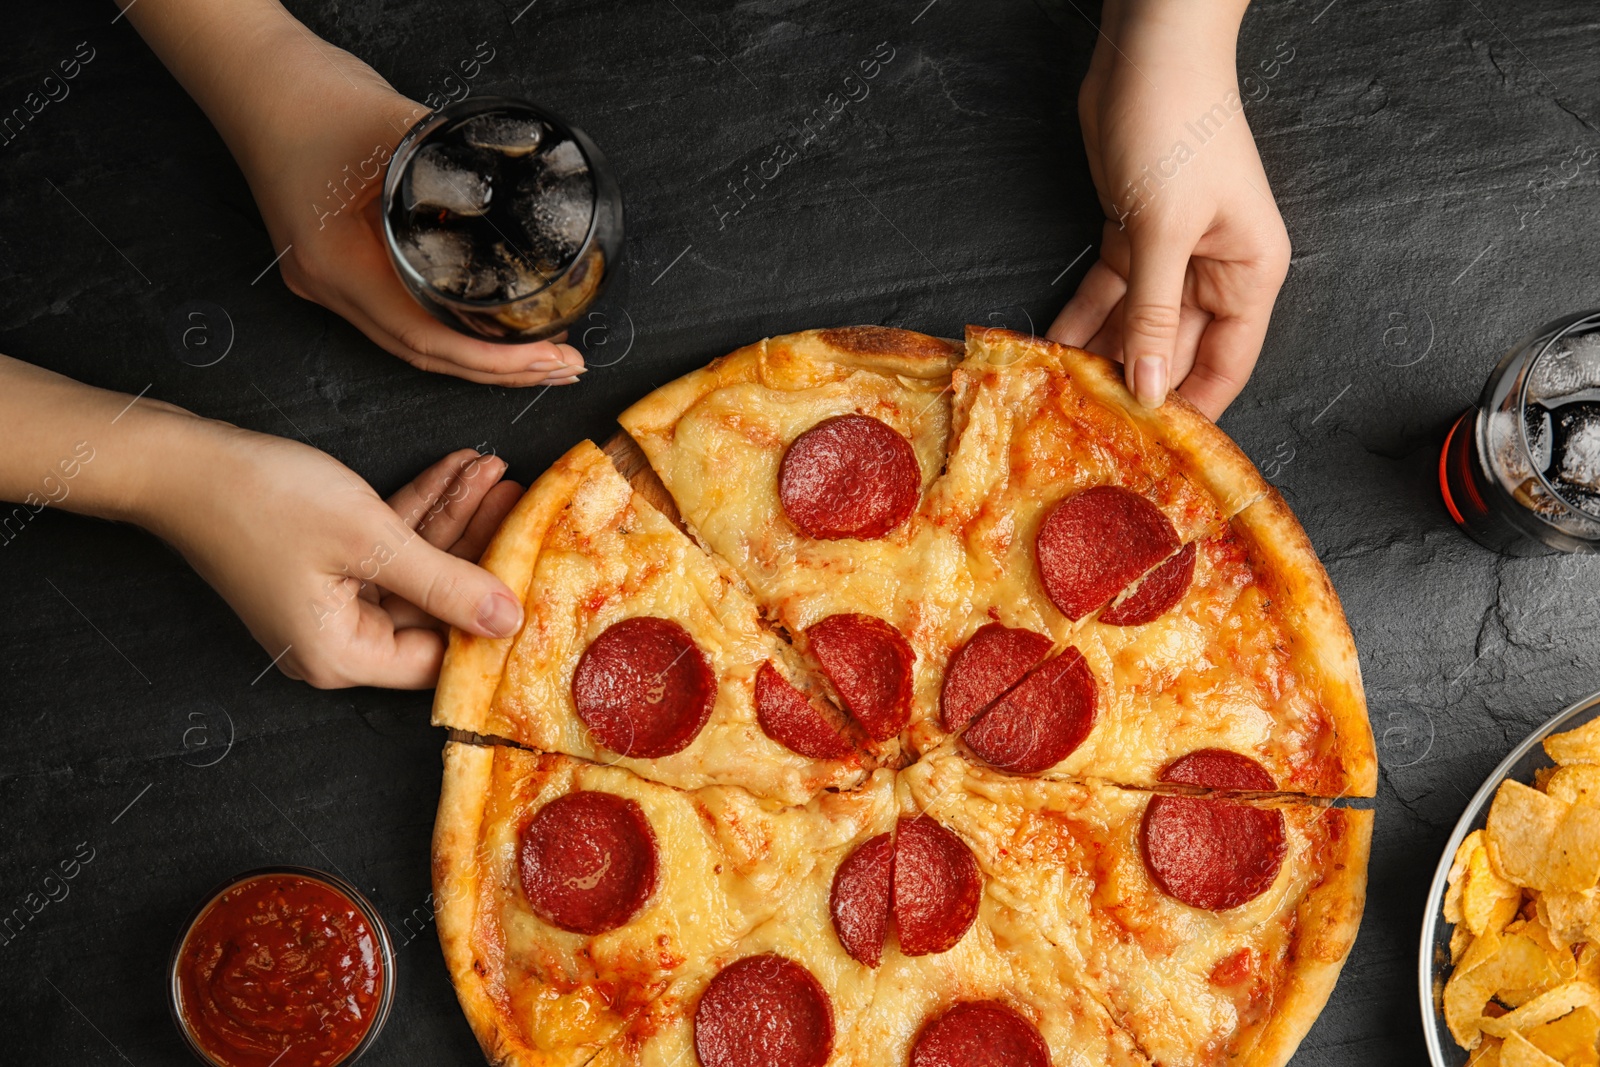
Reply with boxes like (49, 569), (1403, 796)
(168, 866), (395, 1067)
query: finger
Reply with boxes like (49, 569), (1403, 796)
(378, 532), (524, 639)
(336, 600), (449, 689)
(328, 289), (586, 385)
(1177, 315), (1270, 420)
(452, 479), (523, 563)
(1166, 304), (1214, 395)
(1047, 259), (1126, 348)
(379, 595), (440, 635)
(1083, 297), (1123, 360)
(385, 448), (483, 529)
(415, 454), (508, 549)
(1121, 227), (1196, 408)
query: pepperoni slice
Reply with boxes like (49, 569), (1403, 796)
(571, 617), (716, 758)
(694, 955), (834, 1067)
(910, 1001), (1049, 1067)
(755, 661), (853, 760)
(1100, 541), (1197, 626)
(779, 414), (921, 540)
(963, 648), (1096, 775)
(805, 614), (914, 742)
(1035, 485), (1179, 620)
(1141, 795), (1286, 910)
(892, 816), (981, 957)
(829, 832), (894, 967)
(1161, 749), (1277, 792)
(518, 791), (658, 935)
(940, 623), (1053, 732)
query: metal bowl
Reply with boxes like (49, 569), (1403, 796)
(1419, 688), (1600, 1066)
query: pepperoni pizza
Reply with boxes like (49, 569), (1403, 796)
(431, 325), (1377, 1067)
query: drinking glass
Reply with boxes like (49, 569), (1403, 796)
(1441, 310), (1600, 554)
(382, 96), (623, 343)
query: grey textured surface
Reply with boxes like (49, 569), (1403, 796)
(2, 0), (1598, 1063)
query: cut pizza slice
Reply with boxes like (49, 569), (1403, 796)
(901, 751), (1373, 1067)
(585, 767), (1150, 1067)
(923, 328), (1375, 796)
(1062, 491), (1377, 797)
(432, 440), (875, 805)
(583, 768), (898, 1067)
(433, 743), (889, 1067)
(617, 326), (974, 750)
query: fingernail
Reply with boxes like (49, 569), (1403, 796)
(528, 359), (568, 372)
(476, 592), (523, 638)
(1134, 357), (1168, 408)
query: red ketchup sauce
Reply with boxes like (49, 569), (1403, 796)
(175, 873), (385, 1067)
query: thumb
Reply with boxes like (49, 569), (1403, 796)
(378, 529), (524, 639)
(1121, 229), (1193, 408)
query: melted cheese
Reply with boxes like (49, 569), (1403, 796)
(484, 445), (865, 805)
(473, 749), (887, 1065)
(903, 752), (1334, 1066)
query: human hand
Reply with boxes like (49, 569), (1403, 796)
(149, 428), (526, 689)
(123, 0), (584, 386)
(1048, 0), (1290, 420)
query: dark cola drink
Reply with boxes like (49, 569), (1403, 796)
(1441, 310), (1600, 553)
(382, 97), (622, 342)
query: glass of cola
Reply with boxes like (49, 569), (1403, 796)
(1441, 310), (1600, 553)
(382, 97), (622, 342)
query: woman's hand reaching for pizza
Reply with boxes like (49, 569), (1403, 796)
(0, 354), (527, 689)
(119, 0), (585, 386)
(1047, 0), (1291, 420)
(149, 433), (527, 689)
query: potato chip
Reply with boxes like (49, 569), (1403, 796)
(1536, 889), (1600, 949)
(1454, 923), (1477, 965)
(1502, 1031), (1565, 1067)
(1546, 765), (1600, 807)
(1481, 982), (1599, 1038)
(1453, 830), (1489, 923)
(1446, 931), (1565, 1048)
(1487, 782), (1600, 892)
(1526, 1005), (1600, 1067)
(1578, 944), (1600, 987)
(1546, 718), (1600, 766)
(1467, 1036), (1503, 1067)
(1467, 844), (1527, 937)
(1499, 920), (1581, 1007)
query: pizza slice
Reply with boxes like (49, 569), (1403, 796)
(920, 328), (1374, 796)
(584, 765), (1150, 1067)
(617, 326), (974, 751)
(431, 440), (875, 805)
(901, 751), (1372, 1067)
(1063, 491), (1377, 796)
(433, 742), (889, 1067)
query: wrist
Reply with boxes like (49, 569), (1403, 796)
(1095, 0), (1246, 76)
(118, 406), (250, 546)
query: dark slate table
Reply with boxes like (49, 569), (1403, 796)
(3, 1), (1597, 1062)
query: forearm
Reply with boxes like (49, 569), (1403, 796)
(116, 0), (410, 181)
(0, 355), (214, 529)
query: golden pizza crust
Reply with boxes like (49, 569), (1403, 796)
(1234, 807), (1374, 1067)
(618, 327), (958, 467)
(433, 741), (546, 1067)
(1232, 491), (1378, 798)
(431, 442), (608, 738)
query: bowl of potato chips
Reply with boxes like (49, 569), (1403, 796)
(1423, 690), (1600, 1067)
